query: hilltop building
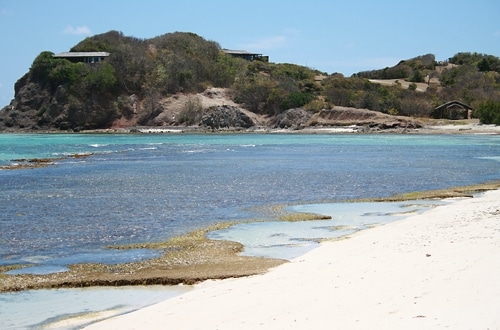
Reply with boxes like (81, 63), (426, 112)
(52, 52), (110, 64)
(223, 49), (268, 62)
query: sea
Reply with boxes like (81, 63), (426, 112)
(1, 132), (499, 329)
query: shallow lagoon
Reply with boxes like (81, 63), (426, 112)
(0, 285), (191, 330)
(1, 199), (448, 329)
(208, 200), (446, 260)
(1, 133), (499, 328)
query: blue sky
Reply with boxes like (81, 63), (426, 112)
(1, 0), (499, 107)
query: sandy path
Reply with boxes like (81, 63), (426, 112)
(85, 190), (500, 329)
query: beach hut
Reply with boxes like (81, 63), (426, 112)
(433, 100), (473, 120)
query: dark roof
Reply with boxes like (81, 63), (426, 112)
(435, 100), (473, 111)
(53, 52), (110, 58)
(222, 49), (261, 56)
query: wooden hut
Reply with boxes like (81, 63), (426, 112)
(433, 100), (473, 120)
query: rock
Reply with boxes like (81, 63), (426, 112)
(308, 106), (421, 130)
(273, 108), (312, 129)
(200, 105), (255, 129)
(16, 82), (48, 110)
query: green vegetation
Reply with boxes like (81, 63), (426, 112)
(356, 54), (436, 81)
(475, 100), (500, 124)
(178, 96), (204, 125)
(10, 31), (500, 130)
(233, 62), (321, 116)
(449, 52), (500, 73)
(321, 75), (430, 116)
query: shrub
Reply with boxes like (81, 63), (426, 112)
(178, 96), (204, 125)
(474, 100), (500, 125)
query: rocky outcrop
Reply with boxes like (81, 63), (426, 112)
(0, 82), (110, 131)
(0, 81), (51, 130)
(308, 106), (421, 130)
(273, 108), (312, 129)
(200, 105), (255, 129)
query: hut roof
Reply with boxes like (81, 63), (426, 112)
(435, 100), (473, 111)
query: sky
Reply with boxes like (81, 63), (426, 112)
(1, 0), (499, 107)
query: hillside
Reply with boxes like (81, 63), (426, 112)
(0, 31), (499, 132)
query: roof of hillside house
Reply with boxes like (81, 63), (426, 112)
(222, 49), (259, 55)
(53, 52), (110, 58)
(435, 100), (473, 110)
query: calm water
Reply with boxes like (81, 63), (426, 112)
(1, 132), (500, 329)
(1, 133), (500, 271)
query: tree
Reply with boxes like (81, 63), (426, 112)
(474, 100), (500, 125)
(29, 51), (57, 85)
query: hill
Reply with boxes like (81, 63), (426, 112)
(0, 31), (499, 132)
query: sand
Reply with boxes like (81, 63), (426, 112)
(85, 190), (500, 329)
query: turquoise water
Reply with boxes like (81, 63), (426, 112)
(1, 132), (499, 329)
(1, 133), (500, 271)
(0, 285), (191, 329)
(1, 132), (498, 166)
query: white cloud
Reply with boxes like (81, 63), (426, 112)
(241, 36), (287, 51)
(63, 25), (92, 36)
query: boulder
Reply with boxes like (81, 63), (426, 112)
(200, 105), (255, 129)
(273, 108), (312, 128)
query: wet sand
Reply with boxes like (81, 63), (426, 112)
(84, 189), (500, 329)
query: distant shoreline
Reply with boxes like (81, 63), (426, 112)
(2, 120), (498, 135)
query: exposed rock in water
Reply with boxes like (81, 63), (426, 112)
(200, 105), (255, 129)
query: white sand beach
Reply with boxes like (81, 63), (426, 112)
(85, 190), (500, 330)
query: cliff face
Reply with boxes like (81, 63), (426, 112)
(0, 80), (48, 130)
(0, 78), (126, 131)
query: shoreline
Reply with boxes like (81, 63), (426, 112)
(1, 182), (500, 293)
(1, 120), (499, 135)
(84, 189), (500, 329)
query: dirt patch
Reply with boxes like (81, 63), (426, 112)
(149, 88), (270, 127)
(368, 79), (432, 92)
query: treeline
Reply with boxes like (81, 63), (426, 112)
(325, 52), (500, 122)
(355, 54), (437, 82)
(12, 31), (500, 128)
(448, 52), (500, 73)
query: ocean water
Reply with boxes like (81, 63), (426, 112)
(0, 285), (191, 329)
(1, 133), (500, 271)
(1, 132), (499, 328)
